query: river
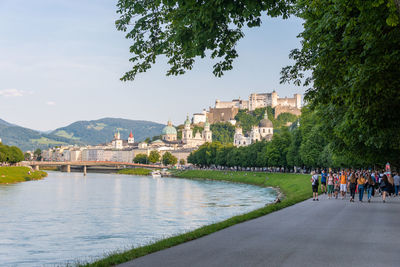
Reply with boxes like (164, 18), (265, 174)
(0, 171), (276, 266)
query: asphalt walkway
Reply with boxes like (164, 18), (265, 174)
(120, 193), (400, 267)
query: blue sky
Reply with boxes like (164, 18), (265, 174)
(0, 0), (306, 131)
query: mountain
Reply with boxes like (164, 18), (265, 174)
(0, 118), (165, 151)
(0, 118), (14, 127)
(0, 120), (79, 151)
(51, 118), (164, 145)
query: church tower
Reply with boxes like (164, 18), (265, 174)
(202, 118), (212, 143)
(128, 131), (135, 144)
(182, 115), (193, 143)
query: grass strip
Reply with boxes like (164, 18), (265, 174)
(0, 166), (47, 184)
(116, 168), (153, 176)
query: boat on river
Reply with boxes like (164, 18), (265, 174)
(151, 171), (161, 178)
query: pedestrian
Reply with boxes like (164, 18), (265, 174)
(320, 170), (327, 194)
(366, 173), (375, 202)
(327, 172), (334, 199)
(334, 173), (340, 199)
(357, 174), (366, 202)
(380, 174), (389, 203)
(340, 171), (347, 199)
(349, 173), (357, 202)
(394, 172), (400, 196)
(311, 171), (319, 201)
(387, 173), (395, 197)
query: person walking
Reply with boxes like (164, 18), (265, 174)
(327, 172), (334, 199)
(388, 173), (395, 197)
(320, 170), (327, 194)
(380, 174), (389, 203)
(394, 172), (400, 196)
(311, 171), (319, 201)
(340, 171), (347, 199)
(334, 173), (340, 199)
(366, 173), (375, 202)
(358, 174), (366, 202)
(349, 173), (357, 202)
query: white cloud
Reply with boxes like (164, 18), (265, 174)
(0, 88), (26, 97)
(46, 101), (56, 106)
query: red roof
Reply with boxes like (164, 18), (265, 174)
(129, 131), (134, 138)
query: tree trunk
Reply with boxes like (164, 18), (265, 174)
(395, 0), (400, 16)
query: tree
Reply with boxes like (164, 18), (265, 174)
(148, 150), (161, 163)
(211, 122), (236, 144)
(117, 0), (400, 168)
(179, 159), (186, 165)
(162, 152), (178, 166)
(34, 148), (42, 161)
(281, 0), (400, 168)
(133, 153), (148, 164)
(24, 152), (31, 161)
(116, 0), (294, 81)
(0, 144), (24, 164)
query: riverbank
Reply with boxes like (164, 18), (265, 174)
(117, 168), (153, 176)
(81, 170), (310, 267)
(0, 166), (47, 184)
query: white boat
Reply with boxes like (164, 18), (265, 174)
(151, 171), (161, 178)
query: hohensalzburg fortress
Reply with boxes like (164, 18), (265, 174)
(214, 91), (301, 111)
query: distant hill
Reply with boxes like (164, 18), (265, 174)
(0, 119), (79, 151)
(51, 118), (165, 145)
(0, 118), (165, 151)
(0, 118), (14, 127)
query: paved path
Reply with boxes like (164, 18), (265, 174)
(120, 194), (400, 267)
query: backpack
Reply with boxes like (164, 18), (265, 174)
(314, 175), (319, 186)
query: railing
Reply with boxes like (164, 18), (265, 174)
(24, 161), (160, 168)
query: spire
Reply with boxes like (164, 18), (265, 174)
(129, 131), (133, 138)
(184, 114), (191, 125)
(204, 116), (210, 129)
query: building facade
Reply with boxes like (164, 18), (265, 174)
(234, 113), (274, 147)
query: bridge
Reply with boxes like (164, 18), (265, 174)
(24, 161), (160, 175)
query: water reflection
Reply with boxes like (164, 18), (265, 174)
(0, 172), (276, 266)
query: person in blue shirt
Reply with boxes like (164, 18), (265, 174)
(320, 170), (327, 194)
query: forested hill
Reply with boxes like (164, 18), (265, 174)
(51, 118), (165, 145)
(0, 118), (165, 151)
(0, 120), (79, 151)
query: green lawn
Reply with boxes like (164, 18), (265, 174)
(0, 166), (47, 184)
(117, 168), (153, 176)
(81, 170), (311, 267)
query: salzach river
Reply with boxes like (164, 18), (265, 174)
(0, 172), (276, 266)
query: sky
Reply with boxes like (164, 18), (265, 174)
(0, 0), (306, 131)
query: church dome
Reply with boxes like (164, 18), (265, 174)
(162, 120), (177, 135)
(259, 114), (273, 128)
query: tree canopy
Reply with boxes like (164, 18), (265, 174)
(0, 143), (24, 164)
(116, 0), (294, 81)
(117, 0), (400, 167)
(281, 0), (400, 166)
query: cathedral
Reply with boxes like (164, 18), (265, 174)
(182, 116), (212, 147)
(234, 113), (273, 147)
(159, 117), (212, 148)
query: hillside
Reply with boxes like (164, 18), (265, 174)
(0, 121), (79, 151)
(0, 118), (165, 151)
(51, 118), (165, 145)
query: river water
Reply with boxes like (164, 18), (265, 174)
(0, 172), (276, 266)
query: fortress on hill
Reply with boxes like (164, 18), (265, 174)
(194, 91), (302, 125)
